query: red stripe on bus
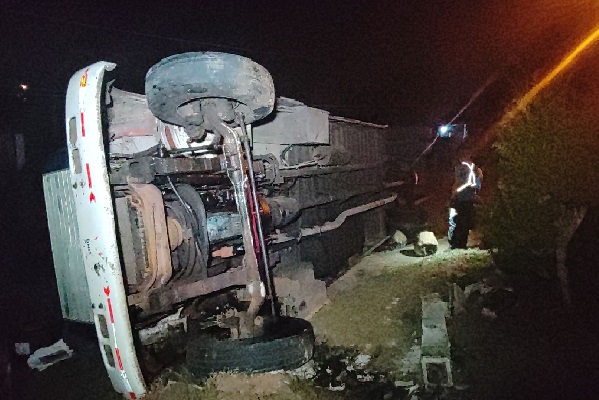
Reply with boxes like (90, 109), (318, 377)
(80, 112), (86, 137)
(86, 163), (92, 188)
(107, 298), (115, 324)
(115, 348), (124, 370)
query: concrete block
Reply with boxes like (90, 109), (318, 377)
(414, 231), (438, 256)
(273, 262), (329, 319)
(421, 294), (453, 387)
(421, 356), (453, 387)
(392, 230), (408, 247)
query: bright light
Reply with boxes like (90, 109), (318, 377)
(439, 125), (449, 134)
(19, 84), (28, 91)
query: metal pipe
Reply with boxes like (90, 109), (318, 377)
(241, 131), (276, 317)
(236, 115), (273, 309)
(207, 112), (265, 326)
(383, 180), (406, 188)
(278, 162), (383, 178)
(300, 193), (397, 237)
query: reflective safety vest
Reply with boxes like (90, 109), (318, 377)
(456, 162), (477, 193)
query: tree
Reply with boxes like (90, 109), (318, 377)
(482, 65), (599, 305)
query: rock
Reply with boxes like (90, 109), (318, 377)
(452, 283), (466, 315)
(414, 231), (438, 256)
(392, 230), (408, 247)
(464, 282), (494, 297)
(354, 354), (371, 369)
(481, 307), (497, 320)
(288, 359), (316, 379)
(327, 383), (346, 391)
(400, 345), (422, 376)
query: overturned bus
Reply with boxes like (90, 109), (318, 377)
(43, 52), (396, 398)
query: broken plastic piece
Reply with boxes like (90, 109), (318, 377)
(15, 342), (30, 356)
(27, 339), (73, 371)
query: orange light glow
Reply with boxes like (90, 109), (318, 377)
(516, 24), (599, 112)
(476, 23), (599, 155)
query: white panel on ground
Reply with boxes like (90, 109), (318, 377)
(43, 169), (93, 323)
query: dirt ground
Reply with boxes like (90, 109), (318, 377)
(11, 237), (599, 399)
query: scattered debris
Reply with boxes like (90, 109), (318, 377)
(15, 343), (31, 356)
(464, 282), (495, 297)
(481, 307), (497, 320)
(327, 382), (346, 391)
(353, 354), (371, 369)
(356, 373), (375, 383)
(450, 270), (516, 319)
(407, 384), (420, 396)
(451, 283), (467, 315)
(27, 339), (73, 371)
(399, 345), (422, 377)
(288, 359), (317, 379)
(139, 308), (187, 346)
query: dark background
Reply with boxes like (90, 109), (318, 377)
(0, 0), (597, 343)
(1, 0), (597, 142)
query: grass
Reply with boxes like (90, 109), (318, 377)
(310, 248), (492, 380)
(19, 248), (493, 400)
(138, 247), (599, 399)
(143, 369), (344, 400)
(140, 248), (493, 399)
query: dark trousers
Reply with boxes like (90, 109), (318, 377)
(448, 201), (474, 249)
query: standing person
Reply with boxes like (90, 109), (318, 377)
(448, 149), (482, 249)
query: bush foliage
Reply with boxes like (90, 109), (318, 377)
(481, 64), (599, 260)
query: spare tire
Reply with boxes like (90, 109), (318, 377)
(186, 317), (314, 377)
(145, 52), (275, 127)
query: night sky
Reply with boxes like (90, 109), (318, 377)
(0, 0), (597, 153)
